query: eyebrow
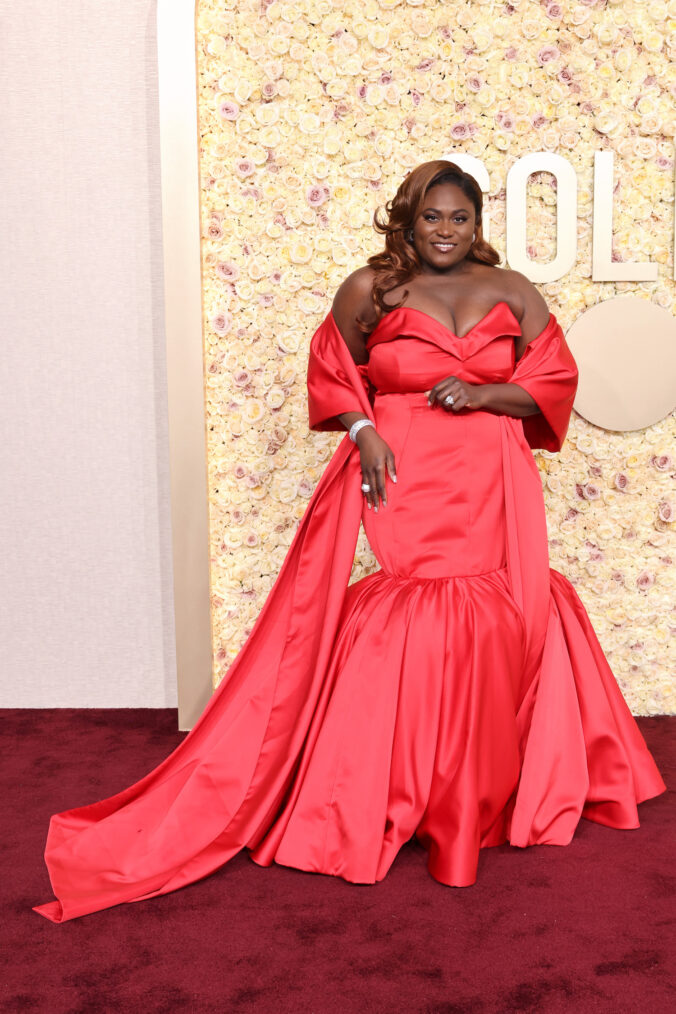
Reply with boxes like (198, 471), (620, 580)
(423, 206), (471, 213)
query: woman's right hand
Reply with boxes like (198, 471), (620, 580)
(356, 427), (397, 511)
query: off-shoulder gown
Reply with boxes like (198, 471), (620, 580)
(35, 302), (666, 921)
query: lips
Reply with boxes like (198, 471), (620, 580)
(432, 243), (456, 251)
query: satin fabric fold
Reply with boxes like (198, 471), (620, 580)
(34, 307), (665, 922)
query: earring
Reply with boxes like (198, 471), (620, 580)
(472, 232), (476, 242)
(406, 229), (414, 242)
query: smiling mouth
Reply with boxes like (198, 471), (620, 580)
(431, 243), (456, 251)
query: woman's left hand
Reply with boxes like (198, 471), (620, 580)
(426, 376), (485, 412)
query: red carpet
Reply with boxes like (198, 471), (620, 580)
(4, 709), (674, 1013)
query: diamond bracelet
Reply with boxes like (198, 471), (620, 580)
(348, 419), (375, 443)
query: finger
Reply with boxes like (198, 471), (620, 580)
(432, 381), (456, 403)
(368, 469), (378, 511)
(362, 471), (373, 510)
(375, 464), (387, 508)
(386, 453), (397, 483)
(437, 388), (457, 410)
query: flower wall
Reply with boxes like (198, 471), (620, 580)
(196, 0), (676, 713)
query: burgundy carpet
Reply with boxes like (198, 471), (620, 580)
(3, 709), (674, 1013)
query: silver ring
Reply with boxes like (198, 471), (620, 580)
(361, 483), (371, 493)
(444, 395), (455, 406)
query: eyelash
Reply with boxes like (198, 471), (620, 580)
(424, 215), (467, 222)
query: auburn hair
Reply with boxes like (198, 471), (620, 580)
(358, 160), (501, 333)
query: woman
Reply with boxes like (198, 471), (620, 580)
(35, 160), (665, 922)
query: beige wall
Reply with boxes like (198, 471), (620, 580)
(0, 1), (177, 706)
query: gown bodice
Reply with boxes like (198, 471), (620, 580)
(365, 301), (521, 394)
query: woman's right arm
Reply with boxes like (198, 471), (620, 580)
(332, 269), (397, 511)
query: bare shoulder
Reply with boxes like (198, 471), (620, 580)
(497, 268), (550, 342)
(332, 266), (378, 325)
(331, 266), (378, 363)
(499, 268), (548, 318)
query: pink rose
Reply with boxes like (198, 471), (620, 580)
(234, 464), (247, 479)
(537, 46), (560, 65)
(218, 101), (240, 120)
(208, 222), (223, 240)
(564, 508), (579, 521)
(531, 113), (547, 128)
(297, 478), (314, 498)
(235, 159), (256, 178)
(546, 2), (563, 17)
(451, 123), (470, 140)
(211, 311), (231, 335)
(658, 501), (674, 523)
(611, 571), (625, 584)
(261, 81), (277, 100)
(231, 510), (245, 525)
(614, 473), (629, 491)
(504, 47), (518, 60)
(245, 532), (259, 547)
(582, 483), (601, 500)
(306, 185), (329, 207)
(233, 369), (251, 387)
(651, 454), (673, 471)
(467, 76), (483, 92)
(496, 111), (516, 131)
(216, 261), (240, 281)
(636, 571), (655, 591)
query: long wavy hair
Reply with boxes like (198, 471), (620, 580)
(358, 160), (501, 333)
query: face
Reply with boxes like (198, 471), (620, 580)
(410, 183), (477, 272)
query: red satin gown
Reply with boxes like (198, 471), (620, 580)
(35, 302), (666, 922)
